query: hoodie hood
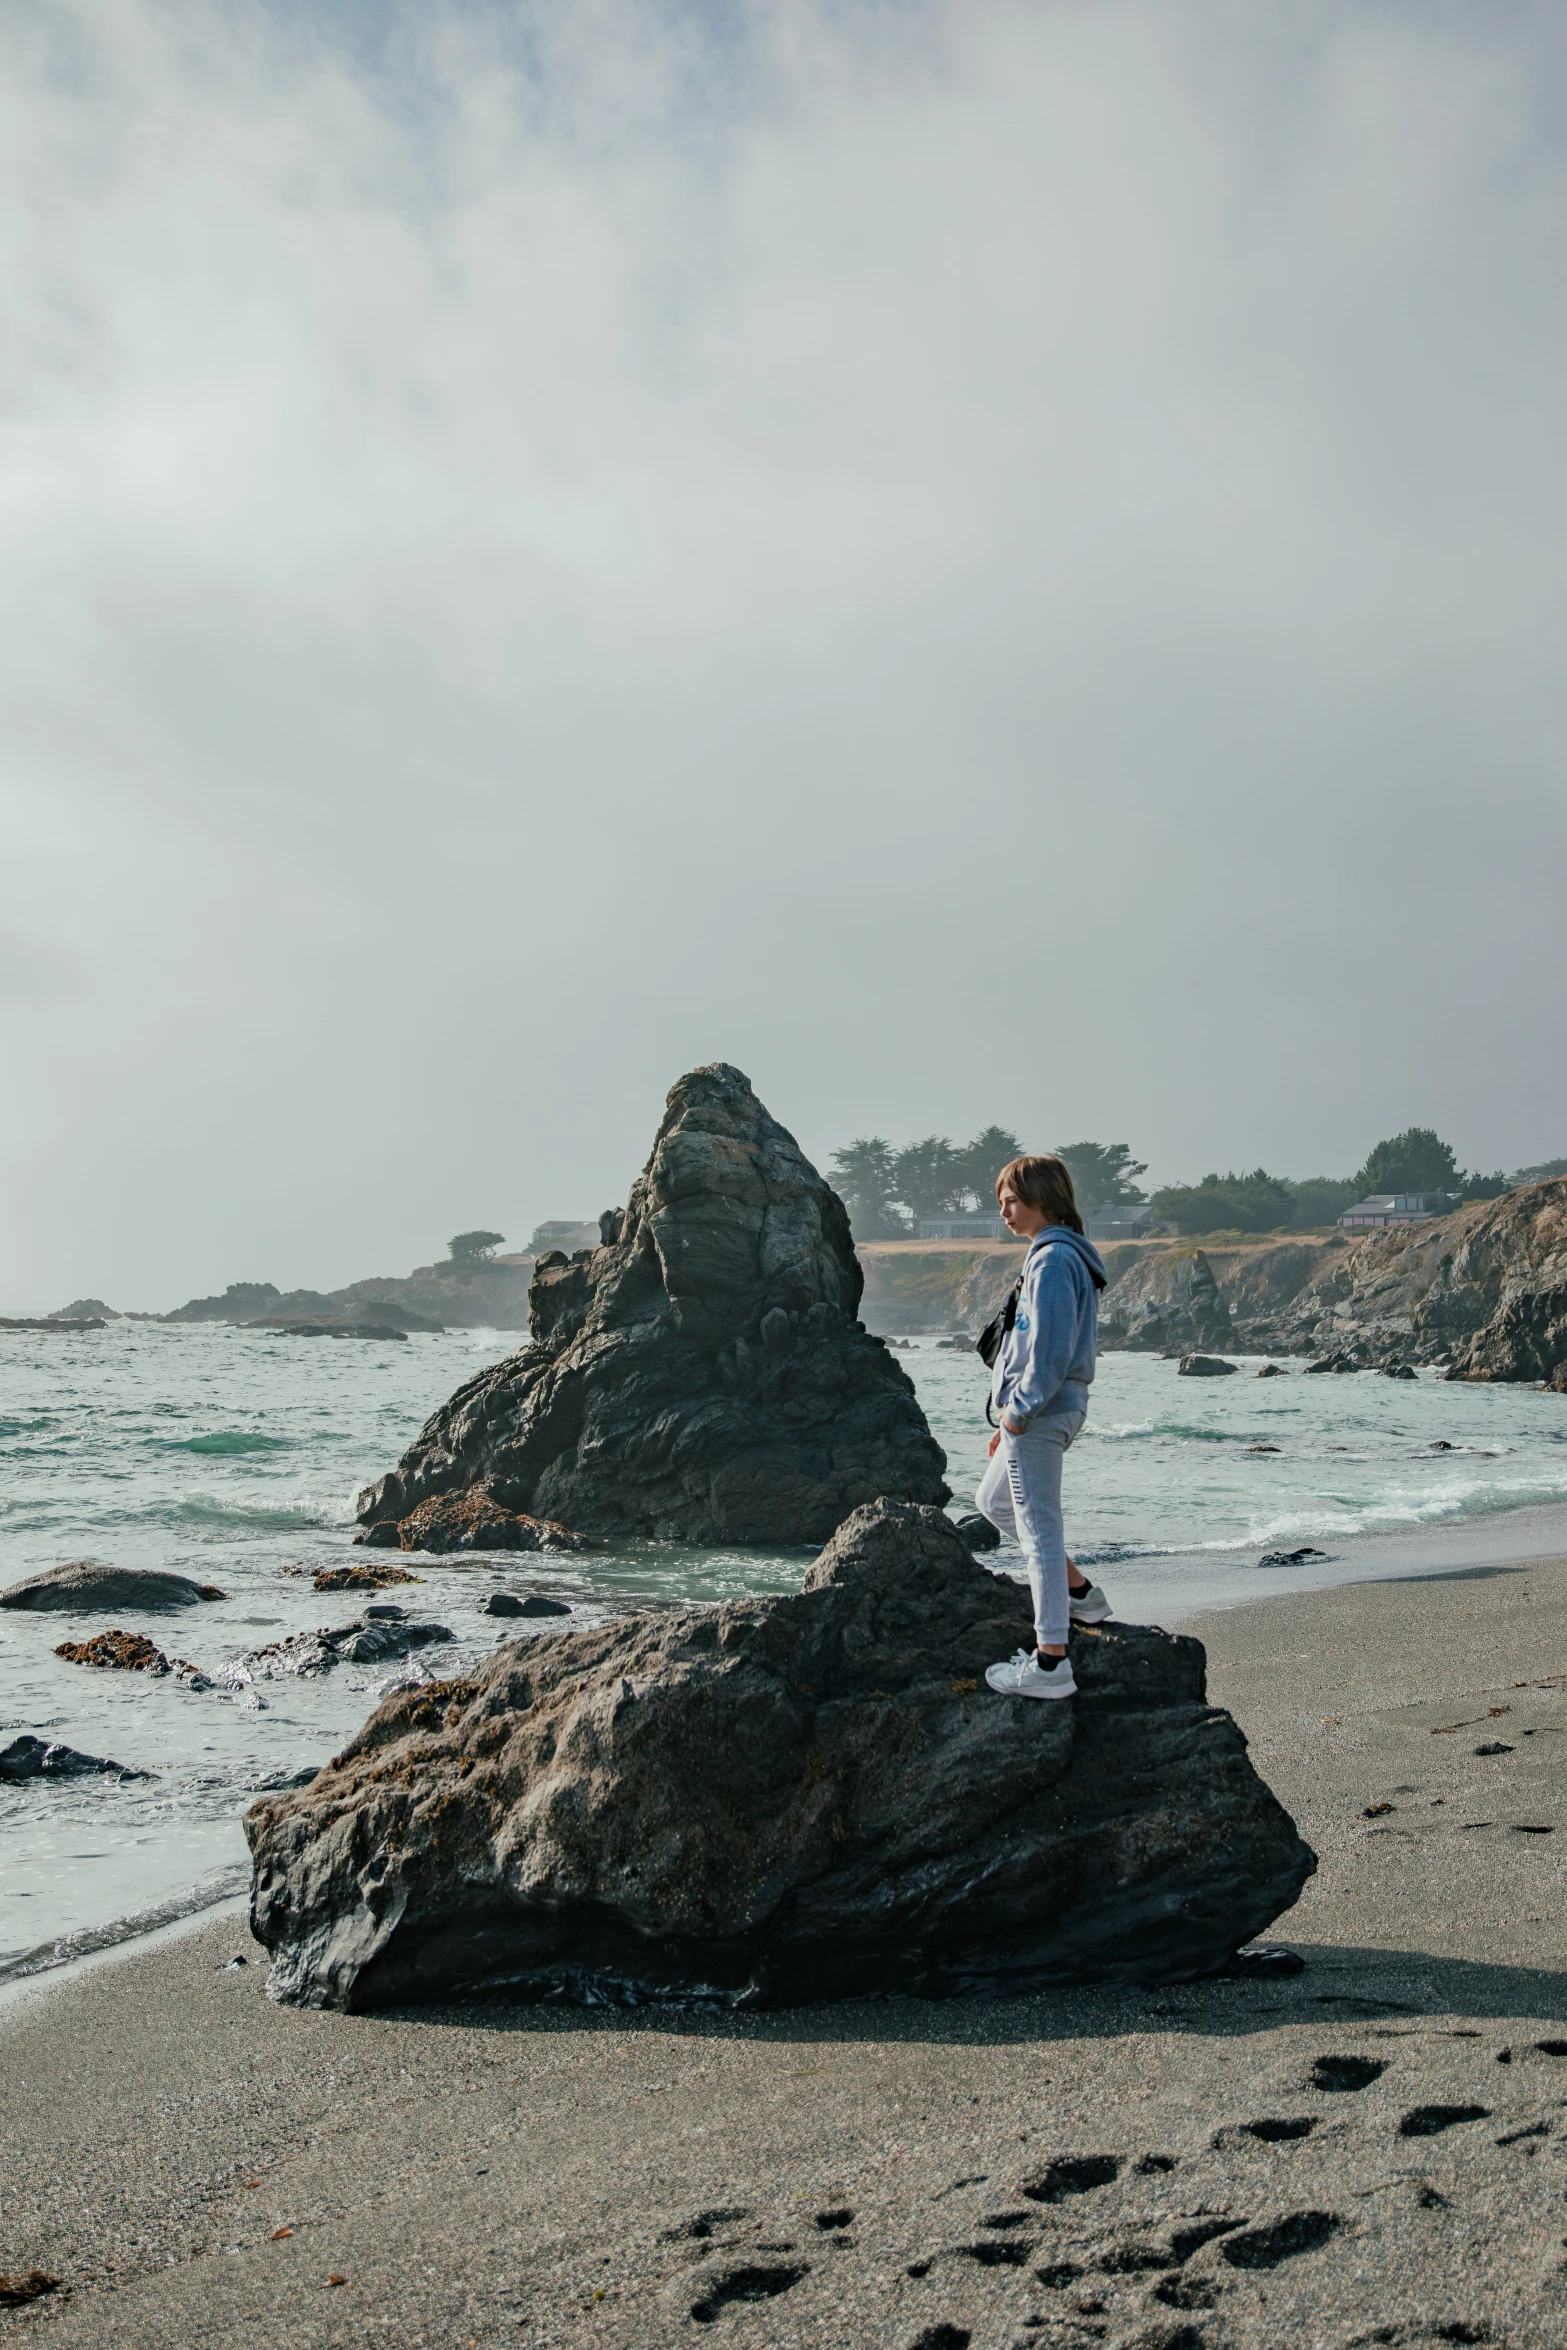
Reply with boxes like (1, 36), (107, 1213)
(1029, 1224), (1108, 1291)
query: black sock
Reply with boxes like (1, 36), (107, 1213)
(1038, 1648), (1066, 1667)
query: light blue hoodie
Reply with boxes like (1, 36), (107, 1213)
(991, 1224), (1108, 1429)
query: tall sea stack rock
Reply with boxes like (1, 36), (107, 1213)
(356, 1065), (949, 1544)
(249, 1502), (1314, 2011)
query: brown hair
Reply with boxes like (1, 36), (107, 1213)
(995, 1153), (1083, 1234)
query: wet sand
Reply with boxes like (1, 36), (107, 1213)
(5, 1554), (1567, 2347)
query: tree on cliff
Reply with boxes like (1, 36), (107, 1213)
(952, 1125), (1024, 1209)
(1355, 1128), (1460, 1197)
(448, 1230), (506, 1264)
(1055, 1141), (1147, 1215)
(1287, 1175), (1358, 1226)
(891, 1137), (964, 1230)
(834, 1120), (1123, 1233)
(1150, 1169), (1297, 1235)
(827, 1140), (906, 1240)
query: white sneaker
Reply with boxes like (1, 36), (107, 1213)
(985, 1648), (1077, 1700)
(1069, 1581), (1112, 1624)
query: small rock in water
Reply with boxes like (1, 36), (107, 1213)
(1247, 1444), (1283, 1454)
(936, 1334), (975, 1351)
(0, 1733), (149, 1782)
(1256, 1363), (1287, 1377)
(357, 1487), (597, 1556)
(1, 1562), (226, 1612)
(950, 1512), (1002, 1553)
(246, 1619), (454, 1678)
(1383, 1363), (1418, 1379)
(483, 1590), (572, 1618)
(1178, 1355), (1238, 1377)
(253, 1764), (323, 1791)
(1257, 1546), (1329, 1569)
(54, 1629), (170, 1674)
(313, 1564), (422, 1592)
(363, 1603), (406, 1621)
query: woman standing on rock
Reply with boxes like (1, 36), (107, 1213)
(976, 1154), (1110, 1700)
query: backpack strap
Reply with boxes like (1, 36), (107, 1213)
(978, 1274), (1024, 1427)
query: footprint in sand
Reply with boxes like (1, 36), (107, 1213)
(659, 2206), (748, 2242)
(1213, 2115), (1319, 2147)
(1312, 2054), (1387, 2093)
(688, 2262), (808, 2323)
(1398, 2105), (1491, 2138)
(1221, 2209), (1341, 2267)
(1020, 2154), (1122, 2202)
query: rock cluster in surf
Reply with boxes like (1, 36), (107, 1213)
(243, 1615), (454, 1680)
(357, 1486), (595, 1555)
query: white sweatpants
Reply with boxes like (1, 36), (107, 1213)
(975, 1412), (1085, 1649)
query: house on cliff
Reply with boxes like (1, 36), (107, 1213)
(1088, 1204), (1155, 1242)
(1339, 1192), (1459, 1230)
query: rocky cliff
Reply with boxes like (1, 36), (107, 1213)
(1201, 1183), (1567, 1375)
(1097, 1246), (1235, 1354)
(248, 1502), (1313, 2011)
(1423, 1182), (1567, 1382)
(355, 1065), (948, 1545)
(859, 1191), (1567, 1384)
(857, 1246), (1011, 1334)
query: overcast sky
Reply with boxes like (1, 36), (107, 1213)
(4, 0), (1566, 1309)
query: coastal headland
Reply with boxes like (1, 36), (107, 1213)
(7, 1550), (1567, 2347)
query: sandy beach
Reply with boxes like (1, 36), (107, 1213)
(6, 1553), (1567, 2349)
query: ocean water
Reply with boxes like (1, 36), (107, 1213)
(4, 1319), (1567, 1981)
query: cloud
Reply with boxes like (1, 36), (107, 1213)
(2, 0), (1565, 1304)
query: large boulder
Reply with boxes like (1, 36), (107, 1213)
(0, 1563), (226, 1612)
(354, 1064), (949, 1545)
(247, 1501), (1314, 2013)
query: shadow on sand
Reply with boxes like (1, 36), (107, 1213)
(379, 1939), (1567, 2051)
